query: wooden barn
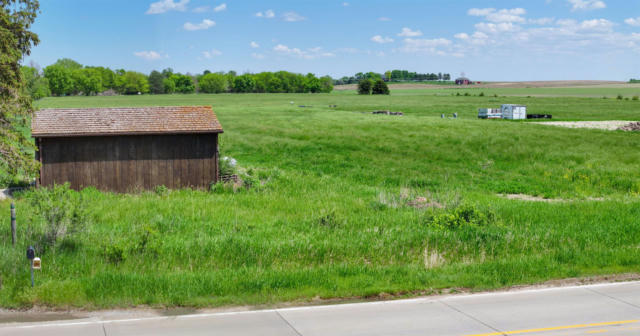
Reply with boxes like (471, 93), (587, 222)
(31, 106), (223, 192)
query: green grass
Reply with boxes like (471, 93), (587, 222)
(1, 87), (640, 308)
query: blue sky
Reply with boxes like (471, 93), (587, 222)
(25, 0), (640, 80)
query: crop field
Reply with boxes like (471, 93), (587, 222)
(1, 86), (640, 309)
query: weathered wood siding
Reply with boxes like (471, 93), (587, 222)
(38, 134), (218, 192)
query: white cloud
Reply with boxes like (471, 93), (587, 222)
(255, 9), (275, 18)
(567, 0), (606, 11)
(454, 33), (469, 39)
(193, 6), (209, 13)
(146, 0), (189, 14)
(250, 41), (260, 48)
(529, 18), (555, 25)
(342, 2), (349, 6)
(213, 3), (226, 12)
(475, 22), (519, 33)
(282, 11), (306, 22)
(398, 27), (423, 37)
(378, 17), (391, 21)
(371, 35), (394, 43)
(202, 49), (222, 58)
(134, 51), (163, 60)
(273, 44), (334, 59)
(400, 38), (452, 54)
(183, 19), (215, 31)
(468, 8), (526, 23)
(625, 17), (640, 27)
(251, 53), (265, 59)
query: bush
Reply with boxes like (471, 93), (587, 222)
(357, 79), (372, 95)
(425, 203), (499, 230)
(479, 92), (485, 97)
(633, 96), (639, 101)
(24, 183), (89, 251)
(372, 80), (390, 95)
(617, 94), (623, 100)
(219, 156), (237, 176)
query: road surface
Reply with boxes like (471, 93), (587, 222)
(2, 281), (640, 335)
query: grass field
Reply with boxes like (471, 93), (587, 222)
(1, 87), (640, 309)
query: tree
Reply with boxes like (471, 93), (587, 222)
(44, 64), (74, 96)
(21, 65), (50, 99)
(198, 73), (227, 93)
(303, 73), (321, 93)
(148, 70), (164, 94)
(0, 0), (41, 178)
(163, 77), (176, 94)
(114, 71), (149, 95)
(53, 58), (82, 70)
(357, 79), (372, 95)
(319, 76), (333, 93)
(232, 74), (255, 93)
(170, 74), (195, 93)
(72, 68), (102, 95)
(372, 79), (390, 95)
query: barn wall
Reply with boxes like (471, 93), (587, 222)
(38, 134), (218, 192)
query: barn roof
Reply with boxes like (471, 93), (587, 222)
(32, 106), (223, 138)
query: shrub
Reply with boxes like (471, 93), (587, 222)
(456, 92), (461, 96)
(371, 80), (390, 95)
(219, 156), (237, 176)
(617, 94), (623, 100)
(464, 92), (470, 96)
(357, 79), (373, 95)
(154, 185), (169, 196)
(633, 96), (639, 101)
(479, 92), (485, 97)
(24, 183), (89, 251)
(425, 203), (499, 230)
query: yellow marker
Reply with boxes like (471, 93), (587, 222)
(466, 320), (639, 336)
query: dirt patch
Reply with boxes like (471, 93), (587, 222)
(618, 122), (640, 131)
(499, 194), (605, 202)
(534, 121), (639, 131)
(407, 197), (443, 209)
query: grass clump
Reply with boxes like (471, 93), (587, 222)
(426, 203), (499, 230)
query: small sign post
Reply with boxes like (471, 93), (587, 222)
(10, 202), (16, 246)
(26, 246), (35, 287)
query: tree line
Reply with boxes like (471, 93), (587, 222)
(21, 58), (334, 99)
(335, 70), (451, 85)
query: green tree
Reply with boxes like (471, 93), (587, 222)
(114, 71), (149, 95)
(21, 65), (50, 99)
(357, 79), (372, 95)
(53, 58), (82, 70)
(88, 66), (115, 90)
(170, 74), (195, 93)
(304, 73), (321, 93)
(372, 79), (390, 95)
(232, 74), (256, 93)
(0, 0), (41, 178)
(72, 68), (103, 95)
(44, 64), (74, 96)
(319, 75), (333, 93)
(163, 77), (176, 94)
(198, 73), (227, 93)
(148, 70), (164, 94)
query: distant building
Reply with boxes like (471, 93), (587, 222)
(455, 77), (471, 85)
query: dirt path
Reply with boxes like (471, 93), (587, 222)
(534, 121), (639, 131)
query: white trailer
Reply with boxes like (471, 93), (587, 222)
(501, 104), (527, 120)
(477, 108), (502, 119)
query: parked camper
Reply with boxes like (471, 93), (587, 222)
(501, 104), (527, 120)
(478, 108), (502, 119)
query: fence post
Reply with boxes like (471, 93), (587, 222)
(11, 202), (16, 246)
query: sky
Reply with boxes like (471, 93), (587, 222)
(24, 0), (640, 81)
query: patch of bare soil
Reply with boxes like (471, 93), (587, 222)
(407, 196), (443, 209)
(618, 122), (640, 131)
(499, 194), (605, 202)
(534, 121), (640, 131)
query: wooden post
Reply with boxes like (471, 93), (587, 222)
(10, 202), (16, 246)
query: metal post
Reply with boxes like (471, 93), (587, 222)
(11, 202), (16, 246)
(30, 259), (34, 287)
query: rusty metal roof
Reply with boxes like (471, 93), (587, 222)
(32, 106), (223, 138)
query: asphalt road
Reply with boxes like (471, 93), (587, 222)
(3, 281), (640, 336)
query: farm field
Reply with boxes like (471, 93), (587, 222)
(1, 87), (640, 309)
